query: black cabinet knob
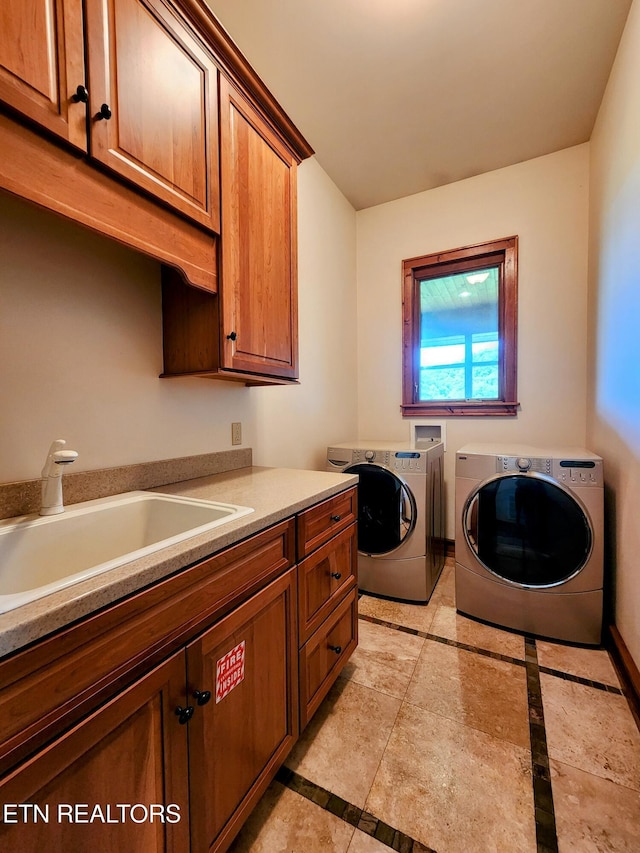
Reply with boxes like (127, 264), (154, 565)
(193, 689), (212, 706)
(175, 705), (194, 724)
(328, 644), (342, 655)
(330, 572), (342, 580)
(71, 85), (89, 103)
(226, 331), (237, 341)
(95, 103), (112, 121)
(331, 515), (341, 523)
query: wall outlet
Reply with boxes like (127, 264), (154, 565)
(231, 422), (242, 446)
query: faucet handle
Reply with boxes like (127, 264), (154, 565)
(52, 450), (79, 464)
(41, 440), (78, 478)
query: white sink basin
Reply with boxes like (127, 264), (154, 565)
(0, 491), (254, 613)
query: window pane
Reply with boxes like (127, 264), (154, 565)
(420, 367), (465, 400)
(420, 340), (464, 367)
(472, 365), (499, 398)
(418, 267), (499, 401)
(471, 336), (498, 363)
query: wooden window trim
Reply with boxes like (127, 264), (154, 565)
(401, 237), (519, 417)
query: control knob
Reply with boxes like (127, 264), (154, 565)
(365, 450), (375, 462)
(516, 457), (531, 471)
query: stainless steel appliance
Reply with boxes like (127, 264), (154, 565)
(455, 443), (604, 644)
(327, 441), (445, 602)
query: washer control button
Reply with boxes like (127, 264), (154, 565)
(365, 450), (375, 462)
(516, 457), (531, 471)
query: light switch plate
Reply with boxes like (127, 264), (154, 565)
(231, 422), (242, 446)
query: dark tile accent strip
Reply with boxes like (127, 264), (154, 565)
(358, 612), (526, 668)
(275, 767), (438, 853)
(525, 637), (558, 853)
(538, 666), (624, 695)
(358, 612), (625, 695)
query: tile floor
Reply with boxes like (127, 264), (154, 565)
(229, 562), (640, 853)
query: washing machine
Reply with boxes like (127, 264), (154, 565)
(455, 443), (604, 645)
(327, 441), (445, 602)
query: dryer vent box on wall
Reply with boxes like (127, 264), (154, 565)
(411, 422), (446, 451)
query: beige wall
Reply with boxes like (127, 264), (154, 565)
(356, 145), (591, 538)
(588, 0), (640, 666)
(0, 158), (357, 483)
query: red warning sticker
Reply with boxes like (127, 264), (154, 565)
(215, 640), (246, 703)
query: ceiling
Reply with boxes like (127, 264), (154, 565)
(206, 0), (632, 210)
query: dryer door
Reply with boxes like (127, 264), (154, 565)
(345, 463), (416, 555)
(463, 473), (592, 587)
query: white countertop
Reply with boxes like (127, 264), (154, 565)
(0, 466), (358, 658)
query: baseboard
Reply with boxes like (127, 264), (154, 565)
(607, 624), (640, 730)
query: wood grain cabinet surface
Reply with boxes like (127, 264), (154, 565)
(187, 568), (298, 853)
(296, 486), (359, 730)
(0, 488), (356, 851)
(84, 0), (220, 231)
(0, 650), (191, 852)
(0, 0), (87, 150)
(0, 0), (312, 308)
(218, 76), (299, 380)
(160, 76), (302, 385)
(0, 0), (219, 231)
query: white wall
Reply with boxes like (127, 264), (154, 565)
(356, 145), (591, 537)
(0, 158), (357, 483)
(588, 0), (640, 666)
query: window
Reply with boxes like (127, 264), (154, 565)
(401, 236), (518, 416)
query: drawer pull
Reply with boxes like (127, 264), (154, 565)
(331, 514), (342, 522)
(330, 572), (342, 580)
(193, 689), (212, 706)
(328, 644), (342, 655)
(175, 705), (194, 724)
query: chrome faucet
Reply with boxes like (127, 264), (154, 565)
(40, 439), (79, 516)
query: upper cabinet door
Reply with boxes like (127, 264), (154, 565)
(0, 0), (87, 149)
(219, 76), (299, 380)
(84, 0), (220, 232)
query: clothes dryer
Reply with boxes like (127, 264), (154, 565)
(455, 443), (604, 644)
(327, 441), (445, 601)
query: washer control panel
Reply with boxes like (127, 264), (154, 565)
(497, 456), (552, 474)
(554, 458), (603, 487)
(496, 455), (603, 487)
(337, 449), (426, 472)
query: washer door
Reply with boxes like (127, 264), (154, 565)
(345, 463), (416, 555)
(463, 473), (592, 587)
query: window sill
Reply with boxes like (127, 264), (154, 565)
(401, 401), (520, 417)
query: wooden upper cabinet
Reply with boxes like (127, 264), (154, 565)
(84, 0), (220, 231)
(219, 75), (299, 380)
(0, 0), (87, 149)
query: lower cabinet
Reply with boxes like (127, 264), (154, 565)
(0, 488), (357, 851)
(295, 491), (359, 730)
(0, 650), (190, 852)
(299, 587), (358, 730)
(0, 569), (297, 853)
(186, 568), (298, 853)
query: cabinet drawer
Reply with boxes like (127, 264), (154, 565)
(299, 587), (358, 730)
(296, 487), (357, 559)
(0, 519), (294, 776)
(298, 524), (357, 644)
